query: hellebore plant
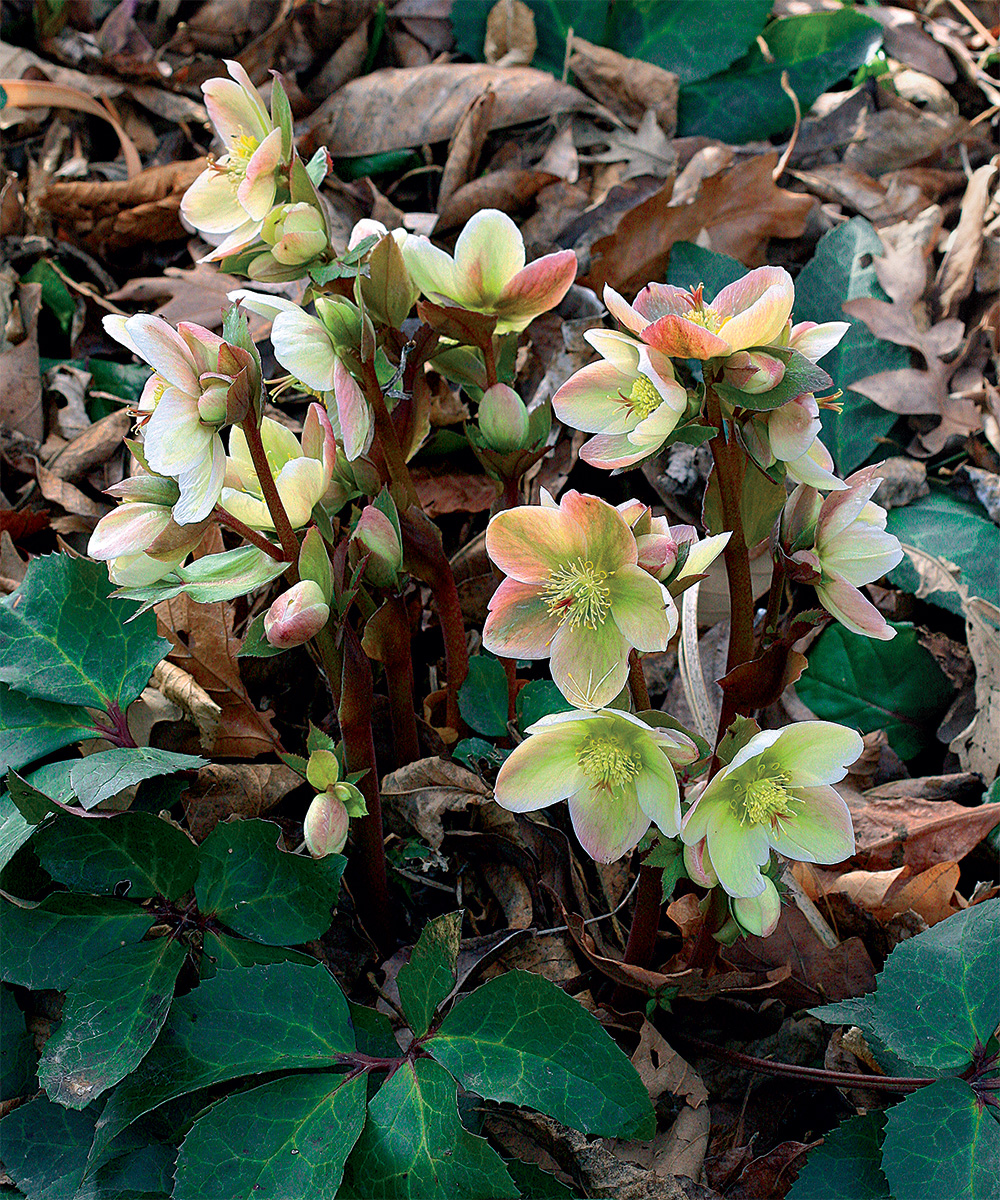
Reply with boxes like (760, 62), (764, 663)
(87, 86), (905, 990)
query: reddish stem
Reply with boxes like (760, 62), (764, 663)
(213, 508), (289, 562)
(381, 596), (421, 768)
(240, 418), (300, 563)
(361, 357), (419, 509)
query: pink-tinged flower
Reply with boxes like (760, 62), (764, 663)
(401, 208), (577, 334)
(684, 838), (781, 937)
(617, 501), (731, 588)
(483, 491), (677, 708)
(553, 331), (687, 469)
(681, 721), (861, 899)
(229, 292), (373, 460)
(781, 320), (851, 363)
(778, 466), (904, 640)
(102, 313), (244, 524)
(303, 791), (350, 857)
(494, 708), (696, 862)
(722, 350), (785, 394)
(604, 268), (794, 362)
(222, 414), (331, 530)
(351, 504), (403, 588)
(180, 61), (285, 259)
(264, 579), (330, 648)
(742, 394), (845, 491)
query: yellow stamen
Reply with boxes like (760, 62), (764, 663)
(542, 557), (611, 630)
(628, 375), (662, 420)
(577, 736), (642, 794)
(731, 770), (794, 827)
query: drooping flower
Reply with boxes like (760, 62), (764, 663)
(401, 208), (577, 334)
(777, 466), (904, 640)
(247, 202), (328, 279)
(221, 411), (332, 530)
(102, 313), (258, 524)
(302, 748), (366, 857)
(494, 708), (696, 862)
(483, 490), (677, 708)
(552, 331), (687, 469)
(681, 721), (861, 899)
(180, 60), (286, 260)
(683, 838), (781, 937)
(617, 501), (731, 588)
(741, 393), (845, 491)
(604, 268), (794, 362)
(351, 504), (403, 589)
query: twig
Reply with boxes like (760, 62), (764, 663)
(773, 71), (802, 182)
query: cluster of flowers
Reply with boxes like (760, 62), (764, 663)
(88, 62), (904, 938)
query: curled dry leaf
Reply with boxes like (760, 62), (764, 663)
(380, 756), (492, 849)
(437, 86), (496, 211)
(106, 263), (284, 336)
(1, 278), (43, 442)
(484, 0), (537, 66)
(434, 168), (559, 233)
(152, 659), (222, 752)
(935, 160), (998, 319)
(44, 409), (132, 482)
(568, 38), (679, 136)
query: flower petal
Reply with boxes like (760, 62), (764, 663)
(559, 492), (637, 572)
(770, 784), (855, 864)
(483, 579), (561, 658)
(581, 431), (655, 470)
(400, 236), (463, 304)
(271, 310), (337, 392)
(642, 314), (731, 359)
(822, 528), (903, 585)
(634, 752), (681, 837)
(585, 329), (642, 372)
(143, 390), (208, 474)
(632, 282), (697, 322)
(569, 784), (649, 863)
(124, 315), (199, 393)
(486, 504), (585, 583)
(704, 806), (770, 898)
(333, 359), (372, 461)
(275, 458), (327, 528)
(494, 727), (587, 811)
(454, 209), (525, 305)
(173, 436), (227, 525)
(771, 721), (863, 785)
(180, 168), (249, 235)
(494, 250), (577, 333)
(603, 285), (648, 334)
(553, 361), (636, 434)
(608, 564), (676, 652)
(236, 128), (282, 220)
(769, 396), (820, 462)
(549, 619), (629, 709)
(89, 504), (172, 561)
(789, 320), (850, 363)
(732, 877), (781, 936)
(816, 578), (895, 639)
(713, 267), (794, 344)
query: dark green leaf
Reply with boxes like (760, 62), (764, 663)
(0, 555), (168, 711)
(458, 657), (509, 738)
(24, 260), (77, 336)
(452, 0), (609, 76)
(88, 1141), (176, 1199)
(67, 748), (205, 809)
(515, 680), (573, 732)
(787, 1112), (888, 1200)
(397, 910), (462, 1037)
(39, 938), (185, 1109)
(87, 357), (151, 404)
(90, 961), (355, 1166)
(870, 899), (1000, 1071)
(0, 1095), (96, 1200)
(0, 984), (33, 1102)
(882, 1078), (1000, 1200)
(791, 218), (909, 474)
(428, 970), (655, 1139)
(236, 613), (287, 658)
(349, 1002), (401, 1059)
(795, 622), (955, 761)
(5, 771), (61, 824)
(667, 241), (745, 297)
(198, 931), (316, 980)
(887, 489), (1000, 614)
(174, 1072), (366, 1200)
(678, 10), (883, 143)
(642, 837), (685, 904)
(0, 682), (93, 774)
(609, 0), (771, 84)
(343, 1058), (517, 1199)
(1, 892), (153, 989)
(33, 811), (199, 901)
(504, 1157), (580, 1199)
(194, 819), (343, 945)
(452, 738), (509, 770)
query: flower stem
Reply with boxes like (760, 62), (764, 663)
(760, 557), (786, 645)
(240, 418), (300, 563)
(615, 864), (665, 999)
(380, 596), (421, 767)
(361, 357), (419, 509)
(340, 622), (394, 954)
(481, 335), (499, 388)
(214, 508), (289, 562)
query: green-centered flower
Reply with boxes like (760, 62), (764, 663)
(681, 721), (861, 899)
(494, 708), (696, 862)
(482, 489), (677, 708)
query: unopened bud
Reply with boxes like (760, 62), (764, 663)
(352, 505), (402, 588)
(479, 384), (530, 452)
(723, 351), (785, 395)
(683, 839), (718, 888)
(261, 202), (328, 265)
(263, 579), (330, 648)
(303, 792), (349, 857)
(197, 378), (230, 424)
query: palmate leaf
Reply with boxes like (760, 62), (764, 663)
(174, 1073), (367, 1200)
(38, 938), (186, 1110)
(89, 961), (355, 1167)
(427, 970), (655, 1139)
(396, 910), (462, 1037)
(342, 1058), (517, 1200)
(787, 1112), (889, 1200)
(194, 818), (344, 945)
(0, 554), (169, 711)
(0, 682), (94, 774)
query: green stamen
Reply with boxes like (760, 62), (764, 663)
(731, 770), (794, 826)
(577, 736), (642, 794)
(542, 557), (611, 630)
(628, 375), (662, 420)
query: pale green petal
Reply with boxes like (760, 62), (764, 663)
(732, 877), (781, 936)
(608, 564), (676, 652)
(769, 784), (855, 864)
(704, 806), (770, 899)
(494, 727), (587, 811)
(634, 752), (681, 837)
(453, 209), (525, 304)
(771, 721), (863, 786)
(568, 783), (649, 863)
(549, 619), (628, 709)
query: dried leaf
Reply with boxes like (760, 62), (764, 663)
(380, 756), (492, 849)
(106, 263), (285, 335)
(152, 659), (221, 752)
(935, 160), (998, 318)
(434, 168), (558, 233)
(34, 465), (108, 519)
(412, 466), (499, 516)
(484, 0), (537, 66)
(568, 38), (679, 136)
(44, 409), (131, 482)
(1, 279), (43, 442)
(437, 86), (496, 210)
(182, 763), (302, 841)
(585, 109), (678, 183)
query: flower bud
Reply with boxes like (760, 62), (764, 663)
(306, 748), (340, 791)
(478, 384), (530, 452)
(723, 351), (785, 395)
(352, 505), (402, 588)
(197, 378), (231, 424)
(303, 791), (349, 857)
(263, 579), (330, 648)
(261, 202), (328, 265)
(683, 839), (719, 888)
(732, 878), (781, 937)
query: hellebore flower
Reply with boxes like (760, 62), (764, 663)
(605, 267), (794, 361)
(494, 708), (696, 862)
(222, 412), (331, 530)
(483, 490), (677, 708)
(247, 202), (328, 279)
(742, 393), (845, 491)
(779, 319), (851, 363)
(401, 208), (577, 334)
(778, 466), (904, 640)
(102, 313), (254, 524)
(351, 504), (403, 589)
(681, 721), (861, 899)
(617, 501), (731, 588)
(302, 750), (366, 857)
(181, 60), (285, 259)
(229, 291), (373, 460)
(683, 839), (781, 937)
(552, 331), (687, 469)
(264, 579), (330, 648)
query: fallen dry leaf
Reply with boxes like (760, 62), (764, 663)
(152, 659), (222, 752)
(585, 153), (814, 296)
(380, 756), (492, 849)
(568, 38), (679, 135)
(484, 0), (537, 66)
(412, 465), (498, 515)
(434, 168), (558, 233)
(106, 262), (283, 335)
(584, 109), (678, 183)
(43, 409), (131, 482)
(1, 277), (43, 442)
(182, 763), (302, 841)
(437, 86), (496, 210)
(935, 159), (998, 319)
(725, 1140), (816, 1200)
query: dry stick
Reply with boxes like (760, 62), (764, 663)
(340, 622), (394, 955)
